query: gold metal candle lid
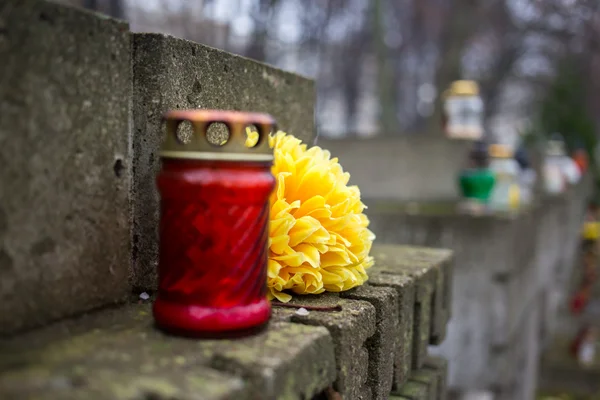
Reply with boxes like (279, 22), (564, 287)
(488, 144), (513, 159)
(443, 80), (480, 98)
(160, 110), (276, 161)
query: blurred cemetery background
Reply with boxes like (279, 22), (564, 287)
(56, 0), (600, 202)
(58, 0), (600, 144)
(4, 1), (600, 399)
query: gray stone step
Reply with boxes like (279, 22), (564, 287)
(0, 303), (336, 400)
(0, 245), (453, 400)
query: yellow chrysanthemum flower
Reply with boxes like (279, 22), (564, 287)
(245, 128), (375, 302)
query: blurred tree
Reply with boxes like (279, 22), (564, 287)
(538, 59), (597, 164)
(372, 0), (397, 134)
(82, 0), (124, 19)
(246, 0), (280, 61)
(72, 0), (600, 140)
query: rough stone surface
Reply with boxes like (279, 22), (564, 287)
(131, 33), (316, 290)
(1, 363), (245, 400)
(0, 0), (131, 336)
(371, 245), (438, 369)
(393, 380), (430, 400)
(0, 303), (336, 400)
(341, 285), (399, 400)
(411, 369), (439, 400)
(424, 356), (448, 400)
(367, 259), (416, 388)
(396, 246), (453, 344)
(272, 293), (376, 400)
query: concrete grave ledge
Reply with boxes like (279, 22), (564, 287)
(0, 0), (131, 336)
(390, 356), (448, 400)
(0, 244), (453, 400)
(0, 303), (336, 400)
(364, 175), (592, 396)
(271, 244), (453, 399)
(131, 33), (316, 291)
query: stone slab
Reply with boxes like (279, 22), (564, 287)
(1, 363), (245, 400)
(411, 369), (439, 400)
(393, 380), (429, 400)
(272, 293), (376, 400)
(367, 260), (416, 387)
(131, 33), (316, 290)
(0, 0), (131, 336)
(357, 386), (374, 400)
(341, 285), (399, 400)
(424, 356), (448, 400)
(0, 303), (336, 400)
(395, 246), (453, 345)
(371, 245), (439, 369)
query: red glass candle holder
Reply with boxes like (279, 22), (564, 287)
(153, 110), (276, 338)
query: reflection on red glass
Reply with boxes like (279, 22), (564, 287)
(153, 159), (275, 337)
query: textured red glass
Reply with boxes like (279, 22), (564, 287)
(153, 158), (275, 337)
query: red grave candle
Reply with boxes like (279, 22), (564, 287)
(153, 110), (276, 337)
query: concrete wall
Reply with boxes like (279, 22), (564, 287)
(0, 0), (131, 335)
(318, 135), (472, 201)
(0, 0), (316, 336)
(366, 176), (592, 400)
(131, 33), (315, 290)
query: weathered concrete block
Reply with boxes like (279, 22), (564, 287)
(371, 245), (438, 369)
(1, 363), (246, 400)
(131, 33), (316, 290)
(341, 285), (399, 399)
(411, 369), (439, 400)
(272, 293), (376, 400)
(0, 0), (130, 336)
(358, 386), (374, 400)
(199, 322), (337, 399)
(368, 259), (416, 387)
(393, 380), (430, 400)
(0, 303), (337, 400)
(424, 356), (448, 400)
(396, 246), (453, 344)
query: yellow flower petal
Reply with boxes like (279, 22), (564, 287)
(265, 131), (374, 302)
(245, 127), (260, 147)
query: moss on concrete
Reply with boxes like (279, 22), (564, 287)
(424, 356), (448, 400)
(341, 285), (398, 399)
(371, 245), (439, 369)
(272, 293), (376, 400)
(411, 369), (439, 400)
(393, 380), (429, 400)
(367, 263), (415, 388)
(394, 245), (454, 345)
(0, 303), (336, 400)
